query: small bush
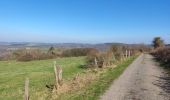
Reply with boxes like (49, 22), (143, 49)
(0, 52), (14, 61)
(62, 48), (95, 57)
(14, 48), (58, 61)
(86, 48), (101, 68)
(17, 53), (33, 61)
(110, 45), (123, 61)
(151, 47), (170, 66)
(86, 49), (115, 68)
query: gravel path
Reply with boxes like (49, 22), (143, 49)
(101, 54), (170, 100)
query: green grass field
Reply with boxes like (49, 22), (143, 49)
(0, 56), (137, 100)
(0, 57), (86, 100)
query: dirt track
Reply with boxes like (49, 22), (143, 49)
(101, 54), (170, 100)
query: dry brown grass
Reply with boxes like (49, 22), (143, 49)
(51, 65), (117, 99)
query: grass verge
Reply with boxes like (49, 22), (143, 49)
(58, 56), (137, 100)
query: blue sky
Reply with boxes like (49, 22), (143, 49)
(0, 0), (170, 44)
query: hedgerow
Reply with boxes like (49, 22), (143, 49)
(151, 47), (170, 67)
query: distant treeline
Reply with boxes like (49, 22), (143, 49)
(0, 44), (151, 62)
(0, 47), (97, 61)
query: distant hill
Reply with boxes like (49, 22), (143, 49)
(0, 42), (153, 52)
(166, 44), (170, 47)
(0, 42), (128, 51)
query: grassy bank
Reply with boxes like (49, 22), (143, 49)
(58, 56), (137, 100)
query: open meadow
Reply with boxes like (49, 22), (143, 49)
(0, 55), (136, 100)
(0, 57), (86, 100)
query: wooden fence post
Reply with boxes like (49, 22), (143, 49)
(123, 53), (125, 60)
(128, 50), (131, 58)
(94, 57), (98, 68)
(24, 78), (29, 100)
(126, 50), (128, 58)
(53, 61), (63, 92)
(53, 61), (58, 91)
(121, 53), (125, 61)
(102, 57), (105, 68)
(57, 65), (62, 85)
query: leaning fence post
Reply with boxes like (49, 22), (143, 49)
(24, 78), (29, 100)
(53, 61), (63, 92)
(57, 65), (63, 85)
(53, 61), (58, 91)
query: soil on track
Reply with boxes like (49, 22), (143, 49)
(101, 54), (170, 100)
